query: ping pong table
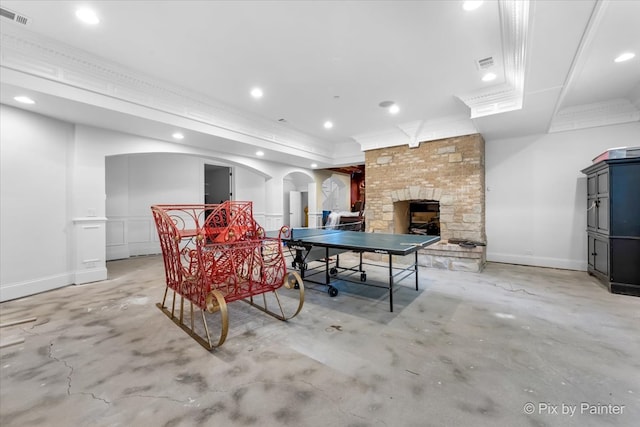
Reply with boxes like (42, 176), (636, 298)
(276, 228), (440, 312)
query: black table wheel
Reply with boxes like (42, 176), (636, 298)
(329, 267), (338, 276)
(328, 286), (338, 297)
(360, 273), (367, 282)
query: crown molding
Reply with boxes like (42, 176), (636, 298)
(354, 115), (478, 151)
(548, 0), (608, 129)
(456, 0), (530, 118)
(546, 0), (640, 132)
(549, 99), (640, 133)
(0, 24), (334, 160)
(353, 127), (410, 151)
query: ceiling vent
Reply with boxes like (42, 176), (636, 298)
(0, 7), (30, 25)
(476, 56), (494, 70)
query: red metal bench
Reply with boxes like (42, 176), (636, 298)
(151, 202), (304, 349)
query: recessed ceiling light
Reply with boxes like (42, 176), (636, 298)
(379, 101), (400, 114)
(76, 8), (100, 25)
(250, 87), (263, 98)
(172, 132), (184, 140)
(256, 151), (264, 156)
(324, 121), (333, 129)
(14, 96), (35, 104)
(614, 52), (635, 63)
(310, 163), (318, 168)
(463, 1), (484, 11)
(482, 72), (497, 82)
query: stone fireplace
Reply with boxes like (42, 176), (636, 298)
(364, 134), (486, 272)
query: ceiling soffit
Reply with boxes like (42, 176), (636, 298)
(1, 1), (528, 156)
(0, 24), (335, 162)
(549, 0), (640, 133)
(456, 0), (530, 119)
(355, 0), (530, 151)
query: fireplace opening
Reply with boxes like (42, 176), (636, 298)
(393, 200), (440, 236)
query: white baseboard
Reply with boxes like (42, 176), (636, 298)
(106, 245), (130, 261)
(0, 272), (73, 302)
(487, 252), (587, 271)
(74, 267), (108, 285)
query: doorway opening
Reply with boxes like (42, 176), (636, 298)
(204, 164), (231, 204)
(283, 172), (314, 228)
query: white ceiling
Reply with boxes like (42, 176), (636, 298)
(1, 0), (639, 168)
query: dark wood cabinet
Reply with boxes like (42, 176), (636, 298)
(582, 157), (640, 296)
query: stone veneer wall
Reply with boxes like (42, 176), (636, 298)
(364, 134), (486, 272)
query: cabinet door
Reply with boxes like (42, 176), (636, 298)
(610, 238), (640, 285)
(609, 163), (640, 236)
(595, 169), (609, 234)
(596, 169), (609, 195)
(587, 234), (596, 270)
(593, 238), (609, 276)
(587, 174), (597, 197)
(596, 196), (609, 234)
(587, 197), (597, 230)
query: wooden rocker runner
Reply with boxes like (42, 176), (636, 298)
(151, 202), (304, 350)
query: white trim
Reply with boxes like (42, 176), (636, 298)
(0, 24), (333, 160)
(549, 99), (640, 133)
(487, 252), (586, 271)
(548, 0), (609, 127)
(456, 0), (530, 118)
(74, 267), (108, 285)
(0, 273), (73, 302)
(72, 216), (108, 223)
(354, 114), (479, 152)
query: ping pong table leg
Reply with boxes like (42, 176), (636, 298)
(325, 247), (330, 286)
(415, 251), (419, 291)
(388, 255), (394, 312)
(295, 249), (306, 279)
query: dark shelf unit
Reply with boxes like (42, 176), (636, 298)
(581, 157), (640, 296)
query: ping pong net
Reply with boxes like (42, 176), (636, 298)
(325, 221), (363, 232)
(278, 225), (353, 241)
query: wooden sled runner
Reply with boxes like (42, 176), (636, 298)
(151, 202), (304, 350)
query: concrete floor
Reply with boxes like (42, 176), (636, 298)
(1, 253), (638, 427)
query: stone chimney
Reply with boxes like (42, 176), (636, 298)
(364, 134), (486, 272)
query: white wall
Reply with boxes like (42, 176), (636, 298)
(0, 106), (304, 300)
(105, 153), (203, 259)
(106, 152), (269, 260)
(234, 166), (267, 226)
(485, 122), (640, 270)
(0, 105), (73, 300)
(6, 102), (636, 302)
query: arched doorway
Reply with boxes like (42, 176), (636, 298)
(283, 172), (314, 228)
